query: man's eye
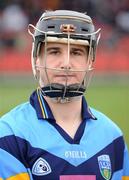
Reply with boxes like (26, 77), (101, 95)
(48, 50), (60, 55)
(71, 51), (82, 56)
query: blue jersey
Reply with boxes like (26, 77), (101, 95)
(0, 88), (129, 180)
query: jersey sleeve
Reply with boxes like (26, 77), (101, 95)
(0, 148), (30, 180)
(112, 141), (129, 180)
(0, 115), (31, 180)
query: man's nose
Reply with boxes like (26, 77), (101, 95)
(60, 53), (71, 70)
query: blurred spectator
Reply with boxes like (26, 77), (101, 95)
(40, 0), (61, 10)
(1, 4), (28, 48)
(116, 11), (129, 33)
(2, 4), (28, 32)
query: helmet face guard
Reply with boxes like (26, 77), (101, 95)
(28, 10), (101, 102)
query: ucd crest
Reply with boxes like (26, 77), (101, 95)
(98, 155), (111, 180)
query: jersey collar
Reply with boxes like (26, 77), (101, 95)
(30, 87), (97, 122)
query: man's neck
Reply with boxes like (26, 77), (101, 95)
(44, 96), (82, 138)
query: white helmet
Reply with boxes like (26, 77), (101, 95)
(28, 10), (101, 102)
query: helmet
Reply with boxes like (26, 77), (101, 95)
(28, 10), (101, 103)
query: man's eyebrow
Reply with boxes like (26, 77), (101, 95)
(71, 47), (86, 52)
(46, 46), (86, 53)
(46, 47), (60, 51)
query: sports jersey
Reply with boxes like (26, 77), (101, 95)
(0, 88), (129, 180)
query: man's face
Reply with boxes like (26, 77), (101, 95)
(37, 42), (91, 87)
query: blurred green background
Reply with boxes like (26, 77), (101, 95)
(0, 73), (129, 148)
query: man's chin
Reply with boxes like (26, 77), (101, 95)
(52, 81), (79, 86)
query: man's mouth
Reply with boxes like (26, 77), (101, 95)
(54, 74), (75, 78)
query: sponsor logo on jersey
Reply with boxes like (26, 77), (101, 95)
(60, 175), (96, 180)
(65, 150), (87, 159)
(32, 157), (51, 176)
(98, 155), (111, 180)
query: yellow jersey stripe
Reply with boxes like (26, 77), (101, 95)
(6, 173), (30, 180)
(37, 88), (46, 118)
(122, 177), (129, 180)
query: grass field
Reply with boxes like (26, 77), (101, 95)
(0, 73), (129, 148)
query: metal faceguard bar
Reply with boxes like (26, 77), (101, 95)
(28, 24), (101, 77)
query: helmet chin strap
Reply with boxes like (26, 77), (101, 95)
(39, 83), (85, 103)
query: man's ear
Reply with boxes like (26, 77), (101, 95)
(88, 47), (94, 70)
(88, 58), (94, 71)
(35, 58), (40, 80)
(36, 58), (40, 70)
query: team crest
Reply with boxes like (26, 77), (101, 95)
(98, 155), (111, 180)
(32, 157), (51, 176)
